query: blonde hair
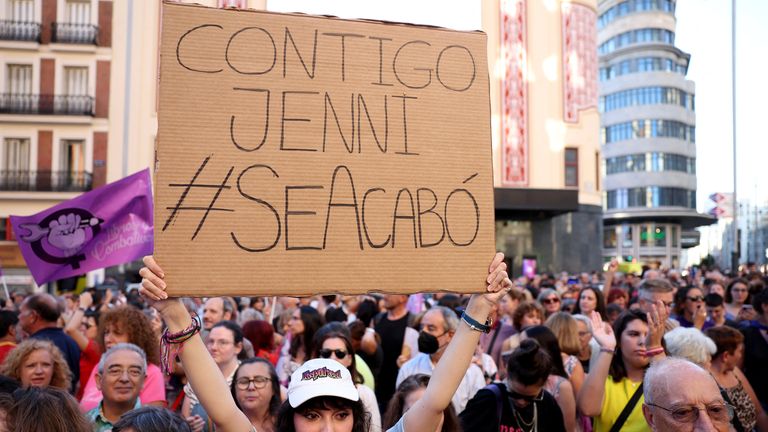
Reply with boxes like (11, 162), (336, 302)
(0, 339), (72, 390)
(545, 312), (581, 356)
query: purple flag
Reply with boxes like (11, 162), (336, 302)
(10, 169), (153, 285)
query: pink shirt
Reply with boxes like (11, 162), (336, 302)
(79, 361), (166, 411)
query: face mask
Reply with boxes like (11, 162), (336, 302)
(418, 331), (441, 354)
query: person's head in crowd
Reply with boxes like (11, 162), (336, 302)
(574, 286), (607, 320)
(499, 289), (525, 322)
(417, 306), (459, 361)
(748, 279), (765, 297)
(354, 297), (379, 327)
(231, 358), (280, 431)
(0, 310), (18, 343)
(605, 303), (623, 325)
(703, 278), (726, 298)
(521, 326), (567, 378)
(276, 358), (369, 432)
(207, 321), (246, 370)
(79, 308), (101, 344)
(250, 297), (266, 312)
(637, 278), (675, 317)
(94, 343), (147, 422)
(203, 297), (234, 330)
(571, 314), (593, 355)
(609, 310), (653, 382)
(435, 294), (462, 316)
(289, 306), (324, 361)
(512, 301), (544, 331)
(112, 406), (192, 432)
(725, 278), (750, 306)
(673, 286), (705, 322)
(505, 339), (553, 408)
(705, 326), (744, 373)
(663, 327), (716, 369)
(752, 287), (768, 319)
(382, 374), (460, 432)
(644, 269), (660, 280)
(560, 298), (577, 314)
(242, 320), (275, 356)
(312, 323), (363, 385)
(0, 339), (71, 389)
(11, 291), (26, 308)
(704, 294), (728, 325)
(382, 295), (409, 314)
(607, 288), (629, 310)
(642, 357), (732, 432)
(141, 308), (163, 337)
(18, 293), (61, 336)
(98, 306), (160, 366)
(545, 312), (581, 357)
(0, 386), (91, 432)
(536, 289), (561, 317)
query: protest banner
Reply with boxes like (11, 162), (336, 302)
(156, 2), (494, 296)
(11, 169), (154, 286)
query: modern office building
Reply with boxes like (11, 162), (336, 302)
(598, 0), (713, 269)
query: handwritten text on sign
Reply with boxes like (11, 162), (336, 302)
(156, 3), (494, 296)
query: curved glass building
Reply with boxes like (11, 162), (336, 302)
(598, 0), (713, 268)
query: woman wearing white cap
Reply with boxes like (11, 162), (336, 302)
(139, 253), (511, 432)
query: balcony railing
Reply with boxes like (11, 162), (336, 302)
(52, 22), (98, 44)
(0, 20), (41, 42)
(0, 94), (94, 116)
(0, 171), (93, 192)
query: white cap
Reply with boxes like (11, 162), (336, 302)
(287, 358), (359, 408)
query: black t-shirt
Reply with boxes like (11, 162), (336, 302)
(741, 323), (768, 405)
(460, 383), (566, 432)
(374, 311), (411, 411)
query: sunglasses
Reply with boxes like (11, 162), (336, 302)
(542, 298), (560, 305)
(319, 348), (348, 359)
(508, 389), (544, 403)
(687, 296), (704, 302)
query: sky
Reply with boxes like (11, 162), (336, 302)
(269, 0), (768, 211)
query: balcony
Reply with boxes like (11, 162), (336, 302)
(0, 20), (41, 42)
(0, 94), (94, 116)
(0, 171), (92, 192)
(52, 22), (98, 44)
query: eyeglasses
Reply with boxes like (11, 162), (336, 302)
(542, 298), (560, 305)
(687, 296), (704, 302)
(646, 402), (734, 423)
(105, 367), (144, 379)
(578, 331), (592, 337)
(319, 348), (348, 359)
(235, 376), (271, 390)
(508, 389), (544, 403)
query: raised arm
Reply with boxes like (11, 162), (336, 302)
(602, 258), (618, 294)
(577, 311), (615, 417)
(139, 256), (252, 432)
(401, 253), (510, 432)
(64, 291), (92, 350)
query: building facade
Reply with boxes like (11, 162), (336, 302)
(483, 0), (603, 275)
(0, 0), (112, 291)
(598, 0), (712, 269)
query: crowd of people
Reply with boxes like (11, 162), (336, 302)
(0, 255), (767, 432)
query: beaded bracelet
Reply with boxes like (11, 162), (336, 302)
(160, 314), (201, 375)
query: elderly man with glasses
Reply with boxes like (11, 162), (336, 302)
(643, 357), (735, 432)
(87, 343), (147, 431)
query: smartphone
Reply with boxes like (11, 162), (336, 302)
(741, 305), (754, 311)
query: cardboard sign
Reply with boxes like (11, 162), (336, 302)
(156, 2), (494, 296)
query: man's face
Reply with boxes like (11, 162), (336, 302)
(96, 349), (145, 405)
(383, 295), (407, 311)
(203, 298), (227, 330)
(639, 291), (674, 317)
(420, 310), (452, 350)
(17, 302), (36, 334)
(643, 369), (730, 432)
(707, 305), (725, 323)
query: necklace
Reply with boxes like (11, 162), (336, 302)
(511, 401), (537, 432)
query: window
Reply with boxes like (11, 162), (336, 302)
(602, 119), (695, 144)
(10, 0), (34, 21)
(60, 139), (85, 174)
(598, 29), (674, 55)
(2, 138), (31, 171)
(605, 187), (696, 210)
(565, 148), (578, 187)
(6, 64), (32, 95)
(64, 67), (88, 96)
(599, 87), (694, 113)
(640, 224), (651, 247)
(622, 225), (633, 248)
(604, 227), (618, 248)
(65, 0), (91, 25)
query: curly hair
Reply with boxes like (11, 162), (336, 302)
(0, 339), (72, 390)
(512, 301), (544, 331)
(97, 306), (160, 365)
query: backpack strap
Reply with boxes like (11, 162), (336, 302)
(483, 382), (504, 428)
(609, 383), (643, 432)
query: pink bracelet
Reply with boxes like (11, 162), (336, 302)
(160, 314), (201, 375)
(644, 346), (665, 357)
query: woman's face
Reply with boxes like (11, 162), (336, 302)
(321, 337), (352, 368)
(684, 288), (704, 316)
(730, 283), (748, 304)
(81, 316), (98, 341)
(610, 295), (627, 309)
(709, 283), (726, 298)
(103, 323), (130, 350)
(20, 349), (54, 387)
(206, 326), (242, 366)
(499, 295), (518, 318)
(576, 320), (591, 350)
(404, 387), (445, 432)
(235, 362), (274, 415)
(619, 319), (650, 370)
(579, 290), (597, 315)
(725, 343), (744, 370)
(541, 295), (561, 314)
(520, 312), (541, 329)
(289, 310), (305, 335)
(293, 406), (353, 432)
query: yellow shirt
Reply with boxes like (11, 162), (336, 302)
(594, 377), (650, 432)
